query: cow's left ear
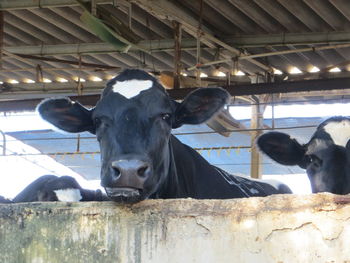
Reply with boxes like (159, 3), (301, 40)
(172, 87), (229, 128)
(37, 98), (95, 134)
(257, 132), (306, 168)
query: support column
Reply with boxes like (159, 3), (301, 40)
(249, 72), (273, 178)
(250, 97), (263, 179)
(173, 21), (181, 89)
(0, 11), (3, 69)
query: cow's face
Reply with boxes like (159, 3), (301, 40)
(38, 69), (229, 203)
(257, 118), (350, 194)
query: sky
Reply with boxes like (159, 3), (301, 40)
(1, 102), (349, 198)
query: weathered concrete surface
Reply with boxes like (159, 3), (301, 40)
(0, 193), (350, 263)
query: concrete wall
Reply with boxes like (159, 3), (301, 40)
(0, 193), (349, 263)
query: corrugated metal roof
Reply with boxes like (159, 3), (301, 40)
(0, 0), (350, 101)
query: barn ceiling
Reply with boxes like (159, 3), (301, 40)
(0, 0), (350, 105)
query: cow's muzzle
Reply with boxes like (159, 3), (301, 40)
(101, 157), (152, 202)
(105, 187), (141, 203)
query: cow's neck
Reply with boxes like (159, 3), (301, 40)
(154, 135), (218, 199)
(341, 164), (350, 194)
(151, 135), (189, 199)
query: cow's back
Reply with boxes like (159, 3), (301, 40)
(168, 136), (290, 199)
(13, 175), (58, 203)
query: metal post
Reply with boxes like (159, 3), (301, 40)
(127, 3), (132, 30)
(0, 130), (6, 155)
(91, 0), (97, 16)
(0, 11), (3, 70)
(173, 21), (182, 89)
(250, 99), (263, 179)
(196, 0), (203, 85)
(249, 74), (264, 179)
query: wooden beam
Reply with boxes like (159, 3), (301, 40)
(0, 0), (114, 10)
(13, 54), (120, 70)
(173, 21), (181, 89)
(0, 11), (3, 70)
(169, 77), (350, 98)
(1, 77), (350, 112)
(3, 40), (203, 56)
(0, 95), (100, 112)
(250, 102), (263, 179)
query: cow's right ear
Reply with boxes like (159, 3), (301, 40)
(172, 87), (229, 128)
(37, 98), (95, 134)
(257, 132), (306, 168)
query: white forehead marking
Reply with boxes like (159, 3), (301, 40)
(112, 79), (153, 98)
(323, 120), (350, 147)
(54, 189), (82, 202)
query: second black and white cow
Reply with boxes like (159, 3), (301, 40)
(38, 69), (291, 203)
(6, 175), (108, 203)
(258, 116), (350, 194)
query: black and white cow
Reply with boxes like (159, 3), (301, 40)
(38, 69), (291, 203)
(0, 196), (12, 203)
(0, 175), (108, 203)
(257, 116), (350, 194)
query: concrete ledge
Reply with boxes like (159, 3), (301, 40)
(0, 193), (350, 263)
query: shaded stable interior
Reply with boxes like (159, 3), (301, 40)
(0, 2), (350, 261)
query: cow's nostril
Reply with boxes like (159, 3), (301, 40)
(137, 165), (149, 178)
(112, 167), (121, 179)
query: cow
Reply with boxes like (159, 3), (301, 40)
(0, 196), (12, 203)
(0, 175), (109, 203)
(38, 69), (292, 203)
(257, 116), (350, 194)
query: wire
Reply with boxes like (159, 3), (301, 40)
(228, 97), (350, 107)
(1, 97), (350, 118)
(2, 123), (317, 143)
(173, 124), (317, 136)
(0, 145), (252, 157)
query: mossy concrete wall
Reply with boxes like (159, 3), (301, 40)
(0, 193), (350, 263)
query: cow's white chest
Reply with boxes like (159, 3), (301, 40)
(54, 189), (82, 202)
(112, 79), (153, 98)
(323, 120), (350, 147)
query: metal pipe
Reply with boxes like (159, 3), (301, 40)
(0, 0), (114, 10)
(3, 39), (203, 56)
(188, 43), (350, 70)
(0, 66), (117, 73)
(0, 130), (6, 155)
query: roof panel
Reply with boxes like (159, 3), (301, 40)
(0, 0), (349, 101)
(304, 0), (350, 30)
(277, 0), (334, 31)
(229, 0), (286, 33)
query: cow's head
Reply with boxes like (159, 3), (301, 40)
(257, 117), (350, 194)
(38, 69), (229, 203)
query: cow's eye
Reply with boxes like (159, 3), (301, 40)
(306, 154), (322, 167)
(160, 113), (171, 121)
